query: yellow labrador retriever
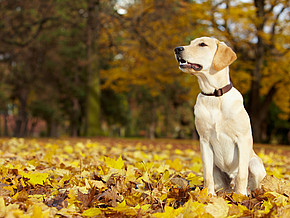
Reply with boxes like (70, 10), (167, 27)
(174, 37), (266, 195)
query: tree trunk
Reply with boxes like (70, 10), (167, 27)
(149, 123), (156, 139)
(246, 0), (281, 143)
(29, 118), (38, 137)
(70, 123), (78, 137)
(248, 0), (265, 142)
(14, 93), (28, 137)
(0, 114), (2, 136)
(47, 119), (58, 137)
(4, 110), (8, 136)
(84, 0), (101, 136)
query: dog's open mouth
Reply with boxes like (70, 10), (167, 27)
(177, 58), (203, 71)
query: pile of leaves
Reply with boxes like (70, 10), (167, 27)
(0, 138), (289, 217)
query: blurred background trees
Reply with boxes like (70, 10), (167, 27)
(0, 0), (289, 144)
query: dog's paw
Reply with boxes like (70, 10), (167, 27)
(207, 187), (216, 196)
(234, 189), (248, 196)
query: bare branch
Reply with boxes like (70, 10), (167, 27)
(1, 17), (58, 47)
(270, 3), (288, 43)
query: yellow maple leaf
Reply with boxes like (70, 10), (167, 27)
(264, 192), (288, 207)
(31, 205), (43, 218)
(232, 192), (248, 203)
(133, 204), (151, 214)
(190, 162), (202, 173)
(140, 171), (150, 183)
(3, 185), (14, 195)
(67, 188), (81, 205)
(89, 180), (107, 190)
(20, 172), (49, 186)
(262, 199), (273, 214)
(154, 205), (183, 218)
(186, 172), (203, 186)
(238, 203), (249, 214)
(104, 156), (124, 169)
(205, 197), (229, 218)
(269, 167), (284, 179)
(182, 199), (205, 217)
(29, 205), (50, 218)
(166, 158), (183, 171)
(160, 170), (171, 185)
(155, 164), (170, 174)
(82, 208), (102, 217)
(135, 161), (154, 172)
(197, 188), (211, 203)
(125, 165), (137, 183)
(109, 200), (137, 216)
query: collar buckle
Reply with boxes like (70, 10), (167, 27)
(214, 88), (223, 97)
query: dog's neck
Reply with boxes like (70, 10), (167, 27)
(195, 67), (231, 94)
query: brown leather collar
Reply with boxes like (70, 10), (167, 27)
(201, 82), (233, 97)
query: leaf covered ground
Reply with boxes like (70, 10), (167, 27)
(0, 138), (289, 217)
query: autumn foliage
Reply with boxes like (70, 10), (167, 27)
(0, 0), (289, 143)
(0, 138), (289, 217)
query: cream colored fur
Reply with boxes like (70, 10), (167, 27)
(175, 37), (266, 195)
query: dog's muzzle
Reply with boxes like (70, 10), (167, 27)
(174, 47), (203, 71)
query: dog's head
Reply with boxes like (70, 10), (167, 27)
(174, 37), (237, 74)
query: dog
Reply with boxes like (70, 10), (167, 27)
(174, 37), (266, 195)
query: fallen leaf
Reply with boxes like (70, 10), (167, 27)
(0, 138), (288, 217)
(104, 156), (124, 170)
(82, 208), (102, 217)
(261, 175), (289, 196)
(205, 197), (229, 218)
(20, 172), (49, 186)
(186, 172), (203, 187)
(170, 177), (188, 188)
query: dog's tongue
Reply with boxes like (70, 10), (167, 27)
(191, 63), (202, 71)
(180, 62), (203, 71)
(191, 64), (200, 70)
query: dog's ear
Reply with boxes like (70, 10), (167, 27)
(212, 42), (237, 71)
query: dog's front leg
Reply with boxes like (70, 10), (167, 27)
(235, 137), (251, 195)
(200, 138), (215, 195)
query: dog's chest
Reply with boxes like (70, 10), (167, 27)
(194, 97), (227, 132)
(194, 97), (239, 173)
(195, 101), (234, 143)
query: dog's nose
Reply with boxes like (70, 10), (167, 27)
(174, 47), (184, 54)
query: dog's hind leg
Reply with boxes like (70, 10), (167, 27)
(248, 155), (266, 193)
(213, 166), (232, 193)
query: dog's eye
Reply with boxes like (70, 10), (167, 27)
(199, 42), (207, 47)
